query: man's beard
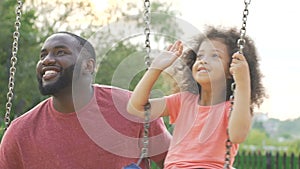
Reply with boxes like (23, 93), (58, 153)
(37, 64), (79, 95)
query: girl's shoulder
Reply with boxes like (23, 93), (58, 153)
(167, 91), (198, 99)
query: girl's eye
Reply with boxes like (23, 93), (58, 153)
(196, 54), (204, 60)
(212, 54), (219, 58)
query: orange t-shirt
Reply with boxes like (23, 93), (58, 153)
(164, 92), (238, 169)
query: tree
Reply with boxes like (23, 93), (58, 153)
(0, 0), (40, 124)
(93, 1), (182, 90)
(288, 139), (300, 154)
(243, 129), (268, 146)
(1, 0), (182, 141)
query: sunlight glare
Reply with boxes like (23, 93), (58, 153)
(90, 0), (109, 12)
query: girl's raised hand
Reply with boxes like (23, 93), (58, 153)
(229, 52), (250, 84)
(150, 40), (183, 70)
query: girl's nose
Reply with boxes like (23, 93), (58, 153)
(199, 56), (207, 64)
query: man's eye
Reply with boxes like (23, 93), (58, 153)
(56, 50), (65, 56)
(40, 53), (47, 59)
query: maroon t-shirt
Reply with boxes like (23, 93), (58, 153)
(0, 84), (171, 169)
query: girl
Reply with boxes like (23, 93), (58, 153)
(127, 26), (265, 169)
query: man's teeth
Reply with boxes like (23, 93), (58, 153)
(44, 70), (58, 75)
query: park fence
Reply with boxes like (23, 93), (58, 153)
(234, 151), (300, 169)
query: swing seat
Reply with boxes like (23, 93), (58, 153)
(122, 163), (142, 169)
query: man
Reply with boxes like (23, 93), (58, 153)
(0, 32), (171, 169)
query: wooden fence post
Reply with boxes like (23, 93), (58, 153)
(257, 151), (262, 169)
(266, 151), (272, 169)
(283, 152), (287, 169)
(234, 151), (300, 169)
(290, 153), (294, 169)
(298, 153), (300, 169)
(276, 152), (279, 169)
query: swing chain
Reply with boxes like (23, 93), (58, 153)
(4, 0), (23, 131)
(224, 0), (251, 168)
(135, 1), (152, 168)
(144, 0), (151, 67)
(137, 102), (151, 167)
(237, 0), (251, 55)
(224, 83), (235, 169)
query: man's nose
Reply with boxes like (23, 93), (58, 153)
(42, 53), (56, 65)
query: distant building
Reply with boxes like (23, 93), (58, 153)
(254, 112), (269, 122)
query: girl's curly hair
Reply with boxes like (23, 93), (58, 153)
(176, 25), (266, 111)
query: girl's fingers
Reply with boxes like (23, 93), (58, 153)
(173, 41), (182, 50)
(166, 41), (183, 56)
(231, 53), (246, 65)
(166, 44), (173, 51)
(232, 52), (246, 61)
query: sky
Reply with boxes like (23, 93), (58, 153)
(90, 0), (300, 121)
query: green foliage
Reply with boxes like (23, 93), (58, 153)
(288, 139), (300, 154)
(240, 117), (300, 155)
(94, 40), (179, 101)
(95, 42), (139, 88)
(91, 1), (182, 91)
(0, 124), (4, 141)
(243, 129), (268, 146)
(278, 117), (300, 138)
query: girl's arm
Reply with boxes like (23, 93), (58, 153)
(228, 52), (252, 143)
(127, 41), (183, 119)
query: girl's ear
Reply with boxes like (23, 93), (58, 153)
(227, 73), (233, 79)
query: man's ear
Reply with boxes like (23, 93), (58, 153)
(82, 58), (95, 75)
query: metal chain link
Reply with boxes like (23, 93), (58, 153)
(143, 0), (151, 68)
(237, 0), (251, 55)
(224, 83), (235, 169)
(224, 0), (251, 168)
(4, 0), (23, 132)
(137, 103), (151, 168)
(135, 0), (151, 168)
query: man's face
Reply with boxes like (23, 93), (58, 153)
(36, 33), (82, 95)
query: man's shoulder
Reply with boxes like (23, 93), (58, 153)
(93, 84), (129, 90)
(9, 98), (50, 131)
(93, 84), (132, 94)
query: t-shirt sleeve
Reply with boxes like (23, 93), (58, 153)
(165, 93), (182, 124)
(0, 123), (23, 169)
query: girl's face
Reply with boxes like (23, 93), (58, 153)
(192, 39), (232, 85)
